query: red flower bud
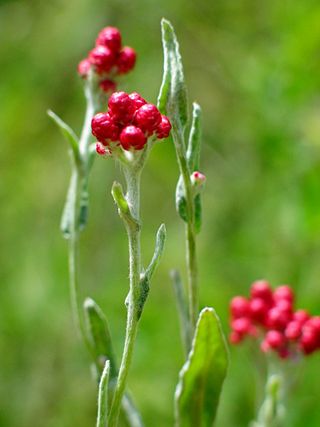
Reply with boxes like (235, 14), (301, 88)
(134, 104), (162, 134)
(96, 26), (122, 52)
(285, 321), (302, 341)
(89, 45), (115, 74)
(108, 91), (135, 124)
(116, 47), (136, 74)
(300, 326), (319, 355)
(266, 307), (291, 331)
(99, 79), (117, 94)
(120, 125), (147, 151)
(265, 330), (286, 349)
(129, 92), (147, 110)
(230, 296), (251, 319)
(91, 112), (120, 143)
(250, 280), (273, 302)
(250, 298), (269, 324)
(156, 115), (172, 139)
(231, 317), (252, 336)
(273, 285), (294, 304)
(293, 309), (310, 325)
(96, 142), (108, 156)
(78, 58), (91, 78)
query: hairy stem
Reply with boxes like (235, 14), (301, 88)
(173, 127), (198, 337)
(67, 79), (99, 350)
(108, 168), (142, 427)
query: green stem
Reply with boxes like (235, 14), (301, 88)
(252, 368), (285, 427)
(67, 78), (99, 352)
(173, 127), (198, 336)
(68, 169), (94, 355)
(108, 168), (142, 427)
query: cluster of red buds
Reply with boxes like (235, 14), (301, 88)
(77, 26), (136, 93)
(91, 91), (171, 154)
(229, 280), (320, 359)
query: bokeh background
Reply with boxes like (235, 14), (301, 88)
(1, 0), (320, 426)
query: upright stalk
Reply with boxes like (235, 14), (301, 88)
(67, 77), (100, 352)
(173, 127), (198, 337)
(108, 167), (142, 427)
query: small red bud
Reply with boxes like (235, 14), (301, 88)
(273, 285), (294, 304)
(99, 79), (117, 94)
(108, 91), (135, 124)
(156, 115), (172, 139)
(91, 112), (120, 143)
(293, 310), (310, 325)
(77, 58), (91, 78)
(89, 45), (115, 74)
(266, 307), (291, 331)
(230, 296), (251, 319)
(129, 92), (147, 110)
(191, 171), (206, 186)
(265, 330), (286, 349)
(285, 321), (302, 341)
(231, 317), (252, 336)
(96, 26), (122, 52)
(120, 125), (147, 151)
(250, 280), (273, 302)
(134, 104), (162, 134)
(96, 142), (108, 156)
(116, 47), (136, 74)
(250, 297), (268, 324)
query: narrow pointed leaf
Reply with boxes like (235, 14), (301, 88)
(60, 171), (77, 238)
(175, 307), (228, 427)
(187, 103), (202, 171)
(47, 110), (81, 166)
(96, 360), (110, 427)
(84, 299), (144, 427)
(84, 298), (117, 378)
(175, 176), (188, 223)
(158, 19), (188, 135)
(145, 224), (166, 280)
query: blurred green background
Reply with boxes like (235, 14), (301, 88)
(1, 0), (320, 426)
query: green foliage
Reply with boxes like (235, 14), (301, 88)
(96, 360), (110, 427)
(2, 1), (320, 426)
(158, 18), (189, 136)
(84, 298), (117, 378)
(175, 308), (228, 427)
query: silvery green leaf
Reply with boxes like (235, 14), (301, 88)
(145, 224), (166, 281)
(83, 298), (117, 378)
(47, 109), (81, 167)
(96, 360), (110, 427)
(187, 103), (202, 171)
(176, 176), (188, 223)
(158, 19), (189, 135)
(175, 308), (229, 427)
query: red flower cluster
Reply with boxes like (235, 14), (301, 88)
(229, 280), (320, 358)
(91, 91), (171, 154)
(77, 26), (136, 93)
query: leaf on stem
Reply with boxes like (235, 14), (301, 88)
(175, 307), (229, 427)
(157, 18), (189, 136)
(145, 224), (166, 281)
(83, 298), (117, 379)
(186, 103), (202, 171)
(175, 176), (188, 223)
(96, 360), (110, 427)
(136, 224), (167, 320)
(47, 110), (81, 167)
